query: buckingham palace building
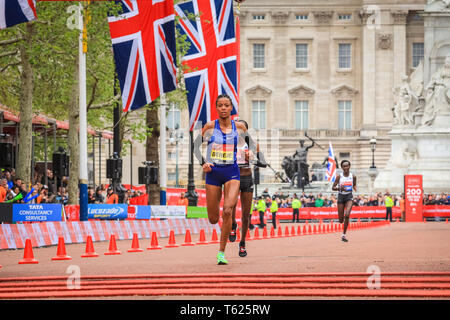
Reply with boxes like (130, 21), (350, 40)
(120, 0), (428, 191)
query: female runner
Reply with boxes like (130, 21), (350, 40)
(332, 160), (357, 242)
(194, 94), (248, 264)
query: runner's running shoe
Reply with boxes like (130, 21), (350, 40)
(238, 242), (247, 257)
(229, 222), (237, 242)
(217, 252), (228, 265)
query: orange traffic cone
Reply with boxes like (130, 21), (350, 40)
(210, 228), (220, 244)
(284, 226), (290, 237)
(182, 229), (195, 246)
(270, 227), (276, 238)
(297, 225), (302, 236)
(276, 225), (282, 237)
(104, 235), (121, 255)
(446, 219), (448, 224)
(52, 237), (71, 261)
(165, 230), (179, 248)
(254, 227), (260, 240)
(81, 235), (99, 258)
(19, 239), (39, 264)
(262, 227), (269, 239)
(308, 225), (312, 235)
(291, 225), (296, 236)
(313, 225), (317, 234)
(246, 229), (253, 241)
(128, 233), (143, 252)
(303, 225), (307, 235)
(147, 232), (162, 250)
(196, 229), (208, 245)
(236, 227), (241, 242)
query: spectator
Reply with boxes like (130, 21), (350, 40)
(36, 189), (48, 204)
(123, 189), (132, 204)
(0, 178), (7, 202)
(385, 192), (394, 222)
(315, 193), (324, 207)
(177, 192), (189, 208)
(270, 197), (279, 229)
(256, 197), (266, 228)
(292, 196), (301, 222)
(261, 188), (270, 199)
(106, 187), (119, 204)
(400, 193), (405, 221)
(95, 187), (105, 204)
(88, 187), (96, 204)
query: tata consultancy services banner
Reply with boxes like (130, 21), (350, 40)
(87, 204), (128, 220)
(151, 205), (186, 219)
(13, 204), (63, 222)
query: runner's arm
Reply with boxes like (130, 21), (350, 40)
(331, 175), (341, 191)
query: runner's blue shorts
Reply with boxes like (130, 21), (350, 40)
(205, 163), (240, 187)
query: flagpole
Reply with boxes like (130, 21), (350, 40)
(159, 94), (167, 205)
(79, 2), (88, 221)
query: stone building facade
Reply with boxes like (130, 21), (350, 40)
(118, 0), (428, 191)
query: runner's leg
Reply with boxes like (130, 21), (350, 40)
(220, 179), (240, 252)
(240, 191), (253, 242)
(206, 184), (223, 225)
(343, 200), (353, 235)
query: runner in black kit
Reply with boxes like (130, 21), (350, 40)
(332, 160), (357, 242)
(230, 119), (267, 257)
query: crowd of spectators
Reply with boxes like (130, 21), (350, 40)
(0, 168), (70, 205)
(0, 168), (143, 205)
(257, 188), (450, 208)
(2, 167), (449, 207)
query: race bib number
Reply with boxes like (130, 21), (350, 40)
(341, 181), (353, 192)
(210, 143), (234, 162)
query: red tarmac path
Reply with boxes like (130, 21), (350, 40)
(0, 221), (449, 299)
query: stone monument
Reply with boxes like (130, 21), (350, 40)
(374, 1), (450, 193)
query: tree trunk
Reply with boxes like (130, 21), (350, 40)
(16, 23), (34, 186)
(67, 54), (79, 205)
(146, 101), (160, 205)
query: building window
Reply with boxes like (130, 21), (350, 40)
(412, 42), (424, 68)
(295, 14), (308, 20)
(338, 100), (352, 130)
(167, 103), (181, 130)
(295, 100), (309, 130)
(168, 172), (176, 181)
(338, 43), (351, 69)
(338, 14), (352, 20)
(339, 152), (350, 160)
(253, 14), (266, 21)
(295, 44), (308, 69)
(253, 43), (265, 69)
(168, 151), (176, 160)
(252, 100), (266, 129)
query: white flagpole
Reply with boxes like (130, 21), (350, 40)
(159, 94), (167, 205)
(79, 2), (88, 220)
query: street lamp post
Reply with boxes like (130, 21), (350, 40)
(169, 124), (184, 188)
(370, 137), (377, 169)
(368, 137), (378, 193)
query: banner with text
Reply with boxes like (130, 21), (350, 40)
(87, 204), (128, 220)
(151, 205), (186, 219)
(404, 175), (423, 222)
(13, 204), (63, 222)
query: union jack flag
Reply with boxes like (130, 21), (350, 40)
(326, 141), (336, 182)
(108, 0), (177, 112)
(0, 0), (37, 30)
(175, 0), (239, 131)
